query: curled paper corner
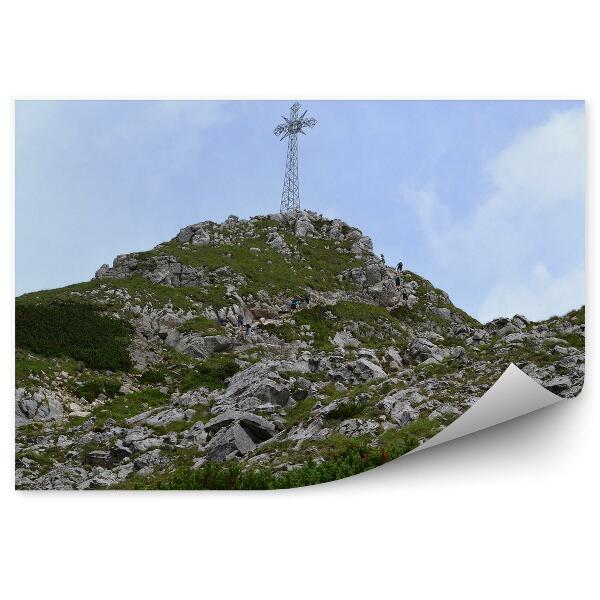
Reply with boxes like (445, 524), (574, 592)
(410, 364), (565, 454)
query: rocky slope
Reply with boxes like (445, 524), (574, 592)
(15, 211), (585, 489)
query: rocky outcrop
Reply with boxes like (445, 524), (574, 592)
(96, 254), (207, 287)
(15, 388), (64, 425)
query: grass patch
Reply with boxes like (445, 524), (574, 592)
(139, 367), (169, 385)
(179, 354), (239, 391)
(325, 400), (367, 420)
(178, 315), (224, 336)
(92, 387), (168, 427)
(77, 377), (122, 402)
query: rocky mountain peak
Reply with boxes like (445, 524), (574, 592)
(15, 209), (585, 490)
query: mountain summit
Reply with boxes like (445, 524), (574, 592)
(15, 210), (584, 489)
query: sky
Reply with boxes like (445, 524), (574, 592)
(15, 100), (585, 322)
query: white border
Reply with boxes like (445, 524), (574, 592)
(1, 2), (597, 599)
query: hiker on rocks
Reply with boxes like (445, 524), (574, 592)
(245, 323), (252, 337)
(396, 261), (403, 272)
(290, 298), (300, 312)
(237, 314), (244, 333)
(305, 291), (312, 306)
(395, 275), (401, 288)
(380, 253), (385, 264)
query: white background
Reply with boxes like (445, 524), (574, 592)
(0, 1), (597, 598)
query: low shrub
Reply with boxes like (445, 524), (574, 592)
(15, 301), (132, 371)
(78, 377), (121, 402)
(119, 438), (418, 490)
(180, 354), (239, 391)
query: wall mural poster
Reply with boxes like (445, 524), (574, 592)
(14, 100), (585, 490)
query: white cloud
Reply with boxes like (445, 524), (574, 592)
(399, 107), (585, 321)
(476, 264), (585, 323)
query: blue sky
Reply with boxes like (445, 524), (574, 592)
(15, 100), (585, 322)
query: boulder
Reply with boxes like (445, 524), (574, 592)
(84, 450), (111, 467)
(205, 410), (276, 442)
(205, 423), (257, 461)
(351, 235), (373, 255)
(267, 232), (292, 254)
(377, 389), (423, 426)
(108, 443), (133, 464)
(287, 418), (331, 442)
(134, 449), (170, 476)
(332, 330), (360, 349)
(169, 332), (233, 359)
(295, 215), (316, 238)
(351, 358), (387, 382)
(216, 361), (291, 409)
(15, 387), (64, 426)
(545, 376), (572, 393)
(337, 418), (379, 438)
(404, 338), (449, 364)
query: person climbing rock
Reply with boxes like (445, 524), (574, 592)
(305, 291), (312, 306)
(380, 253), (385, 264)
(237, 314), (244, 332)
(245, 323), (252, 337)
(396, 261), (403, 272)
(395, 275), (401, 288)
(290, 298), (300, 311)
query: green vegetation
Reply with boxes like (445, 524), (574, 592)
(378, 416), (441, 451)
(77, 377), (122, 402)
(139, 367), (169, 385)
(325, 400), (367, 420)
(178, 315), (224, 336)
(117, 437), (418, 490)
(179, 354), (239, 391)
(15, 302), (132, 371)
(148, 229), (361, 300)
(265, 301), (408, 351)
(555, 332), (585, 350)
(16, 276), (212, 311)
(92, 388), (167, 427)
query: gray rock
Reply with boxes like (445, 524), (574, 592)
(134, 449), (170, 476)
(377, 389), (423, 426)
(130, 407), (194, 428)
(108, 443), (133, 464)
(170, 389), (210, 407)
(287, 418), (331, 442)
(295, 215), (316, 238)
(405, 338), (449, 364)
(545, 376), (572, 393)
(351, 235), (373, 255)
(337, 418), (379, 438)
(205, 423), (257, 461)
(205, 410), (276, 441)
(504, 332), (527, 344)
(216, 361), (291, 409)
(170, 333), (233, 359)
(15, 387), (64, 426)
(84, 450), (111, 467)
(332, 330), (360, 349)
(351, 358), (387, 382)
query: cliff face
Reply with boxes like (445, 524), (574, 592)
(15, 210), (585, 489)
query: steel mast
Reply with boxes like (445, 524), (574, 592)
(273, 102), (317, 213)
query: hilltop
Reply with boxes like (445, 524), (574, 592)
(15, 210), (585, 489)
